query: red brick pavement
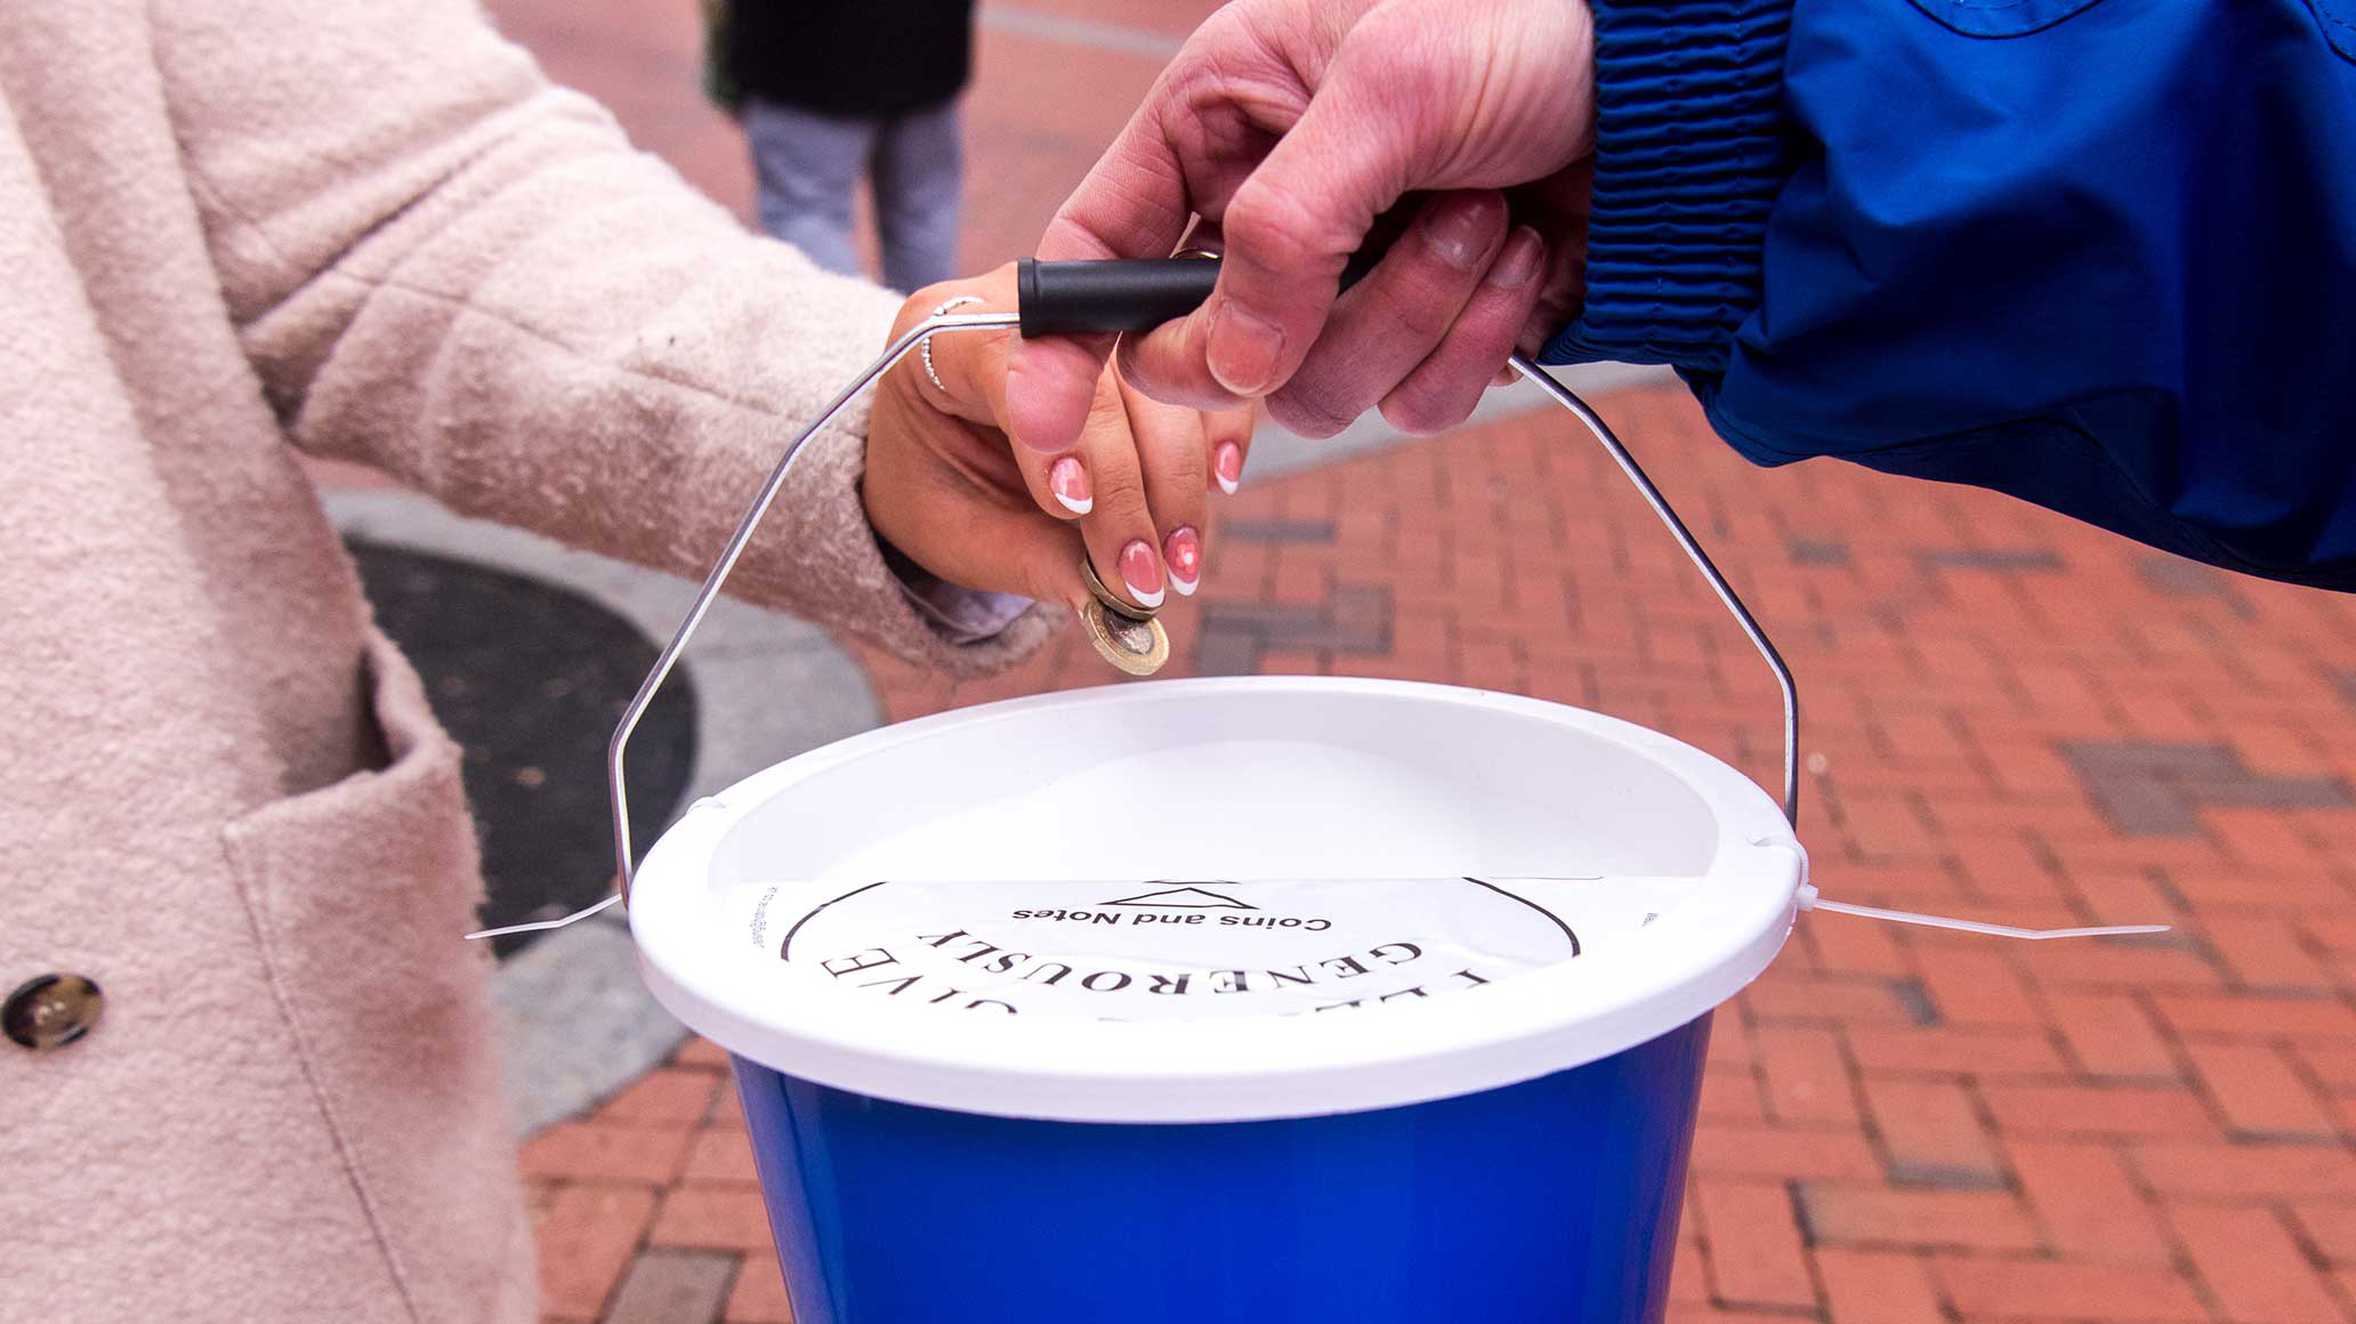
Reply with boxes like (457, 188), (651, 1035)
(466, 3), (2356, 1321)
(528, 385), (2356, 1324)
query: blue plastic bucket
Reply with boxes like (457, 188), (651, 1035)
(631, 678), (1802, 1323)
(730, 1017), (1711, 1321)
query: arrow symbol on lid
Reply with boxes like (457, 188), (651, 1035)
(1101, 885), (1257, 910)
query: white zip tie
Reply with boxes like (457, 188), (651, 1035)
(1796, 883), (2170, 941)
(466, 893), (621, 942)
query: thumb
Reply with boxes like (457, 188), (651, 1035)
(1006, 87), (1203, 454)
(1005, 331), (1117, 459)
(1192, 44), (1429, 400)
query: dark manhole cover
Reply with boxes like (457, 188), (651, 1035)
(346, 539), (697, 956)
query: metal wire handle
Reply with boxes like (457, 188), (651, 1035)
(462, 313), (1800, 942)
(607, 309), (1023, 907)
(1511, 356), (1801, 828)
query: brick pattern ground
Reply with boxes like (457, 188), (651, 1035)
(530, 387), (2356, 1324)
(461, 3), (2356, 1321)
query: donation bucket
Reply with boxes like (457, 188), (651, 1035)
(627, 677), (1802, 1323)
(461, 258), (2157, 1322)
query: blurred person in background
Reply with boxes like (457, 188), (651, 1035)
(0, 0), (1238, 1318)
(706, 0), (977, 292)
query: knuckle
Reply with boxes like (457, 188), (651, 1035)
(1093, 480), (1154, 530)
(1343, 30), (1412, 84)
(889, 293), (935, 340)
(1266, 386), (1355, 441)
(1081, 379), (1135, 430)
(1341, 11), (1450, 106)
(1147, 446), (1210, 502)
(1372, 280), (1460, 343)
(1224, 176), (1341, 275)
(1380, 386), (1472, 437)
(1152, 483), (1207, 532)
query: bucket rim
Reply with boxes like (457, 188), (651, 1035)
(630, 676), (1802, 1123)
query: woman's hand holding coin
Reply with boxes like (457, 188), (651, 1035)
(864, 262), (1254, 671)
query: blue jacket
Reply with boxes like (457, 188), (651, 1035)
(1545, 0), (2356, 589)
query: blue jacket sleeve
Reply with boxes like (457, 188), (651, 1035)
(1546, 0), (2356, 590)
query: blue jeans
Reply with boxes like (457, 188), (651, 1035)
(742, 96), (963, 294)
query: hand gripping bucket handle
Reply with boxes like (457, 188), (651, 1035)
(450, 252), (1820, 947)
(464, 259), (2162, 948)
(575, 255), (1799, 916)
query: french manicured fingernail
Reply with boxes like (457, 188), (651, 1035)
(1165, 526), (1202, 596)
(1208, 299), (1285, 396)
(1049, 456), (1092, 515)
(1213, 441), (1243, 495)
(1489, 225), (1545, 290)
(1119, 539), (1165, 609)
(1425, 194), (1500, 271)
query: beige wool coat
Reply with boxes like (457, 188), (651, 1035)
(0, 1), (1049, 1319)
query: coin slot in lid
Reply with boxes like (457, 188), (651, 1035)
(704, 682), (1731, 891)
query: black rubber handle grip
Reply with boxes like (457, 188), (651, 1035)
(1017, 257), (1217, 338)
(1016, 252), (1378, 338)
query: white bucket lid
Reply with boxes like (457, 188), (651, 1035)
(631, 678), (1803, 1123)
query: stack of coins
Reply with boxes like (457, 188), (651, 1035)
(1076, 555), (1169, 676)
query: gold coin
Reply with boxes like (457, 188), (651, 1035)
(1079, 554), (1157, 619)
(1079, 597), (1170, 676)
(1076, 553), (1168, 675)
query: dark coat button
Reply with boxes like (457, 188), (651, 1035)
(4, 974), (103, 1051)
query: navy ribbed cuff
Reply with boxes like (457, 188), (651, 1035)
(1542, 0), (1794, 376)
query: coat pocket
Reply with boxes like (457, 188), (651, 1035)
(222, 626), (533, 1323)
(1905, 0), (2106, 37)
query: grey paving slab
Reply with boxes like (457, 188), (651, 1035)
(1787, 538), (1852, 567)
(324, 490), (883, 803)
(603, 1248), (739, 1324)
(1195, 583), (1393, 674)
(980, 5), (1183, 58)
(1919, 547), (2065, 574)
(2137, 555), (2257, 618)
(493, 915), (694, 1137)
(323, 488), (885, 1133)
(1222, 518), (1338, 544)
(2059, 739), (2352, 836)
